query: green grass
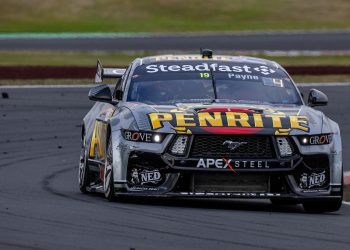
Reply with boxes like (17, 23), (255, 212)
(0, 0), (349, 32)
(1, 51), (350, 67)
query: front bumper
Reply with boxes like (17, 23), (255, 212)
(118, 151), (341, 199)
(112, 131), (342, 200)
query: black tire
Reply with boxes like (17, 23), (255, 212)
(303, 172), (343, 213)
(302, 198), (342, 213)
(104, 135), (116, 202)
(79, 136), (90, 193)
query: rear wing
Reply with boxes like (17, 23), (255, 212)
(95, 60), (126, 83)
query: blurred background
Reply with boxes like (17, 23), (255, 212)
(0, 0), (349, 84)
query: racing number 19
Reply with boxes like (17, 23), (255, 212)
(200, 73), (210, 78)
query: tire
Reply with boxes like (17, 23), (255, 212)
(79, 135), (90, 193)
(104, 134), (116, 202)
(302, 198), (342, 213)
(303, 172), (343, 213)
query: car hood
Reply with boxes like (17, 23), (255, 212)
(124, 102), (327, 135)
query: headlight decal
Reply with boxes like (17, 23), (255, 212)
(123, 130), (165, 143)
(298, 134), (332, 145)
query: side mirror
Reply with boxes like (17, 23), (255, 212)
(308, 88), (328, 107)
(88, 84), (112, 103)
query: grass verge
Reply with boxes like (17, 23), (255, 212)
(0, 0), (349, 32)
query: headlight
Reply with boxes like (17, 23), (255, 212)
(170, 135), (189, 156)
(276, 137), (293, 157)
(123, 130), (164, 143)
(298, 134), (332, 145)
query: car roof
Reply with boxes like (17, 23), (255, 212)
(138, 54), (281, 69)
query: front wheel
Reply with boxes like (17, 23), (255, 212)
(303, 171), (343, 213)
(104, 135), (116, 201)
(302, 198), (343, 213)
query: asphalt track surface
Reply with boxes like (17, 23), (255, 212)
(0, 85), (350, 250)
(1, 31), (350, 51)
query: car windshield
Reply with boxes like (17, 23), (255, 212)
(127, 61), (302, 105)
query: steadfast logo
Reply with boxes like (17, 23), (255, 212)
(145, 63), (276, 75)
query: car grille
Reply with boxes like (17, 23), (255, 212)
(194, 173), (268, 192)
(190, 135), (274, 159)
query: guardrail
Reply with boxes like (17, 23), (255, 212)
(0, 66), (350, 79)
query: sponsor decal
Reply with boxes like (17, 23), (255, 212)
(89, 121), (108, 159)
(145, 63), (276, 75)
(180, 192), (281, 197)
(223, 140), (247, 151)
(148, 111), (309, 135)
(309, 134), (332, 145)
(124, 131), (153, 142)
(299, 170), (326, 189)
(130, 168), (162, 186)
(130, 186), (160, 191)
(196, 158), (270, 169)
(227, 73), (259, 80)
(123, 131), (163, 143)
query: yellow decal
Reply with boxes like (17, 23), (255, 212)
(253, 113), (264, 127)
(175, 113), (196, 127)
(198, 112), (223, 127)
(275, 129), (291, 136)
(290, 115), (309, 132)
(89, 121), (107, 159)
(172, 127), (192, 134)
(226, 112), (251, 127)
(147, 112), (309, 135)
(149, 113), (173, 129)
(265, 115), (285, 128)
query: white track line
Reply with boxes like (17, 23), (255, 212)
(1, 82), (350, 89)
(343, 171), (350, 205)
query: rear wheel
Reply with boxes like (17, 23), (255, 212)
(104, 135), (116, 201)
(79, 135), (90, 193)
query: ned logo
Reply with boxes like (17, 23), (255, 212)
(223, 140), (247, 151)
(299, 171), (326, 189)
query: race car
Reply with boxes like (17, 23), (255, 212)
(79, 50), (343, 212)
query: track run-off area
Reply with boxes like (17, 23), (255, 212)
(1, 31), (350, 51)
(0, 84), (350, 250)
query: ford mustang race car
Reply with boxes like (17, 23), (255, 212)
(79, 50), (343, 212)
